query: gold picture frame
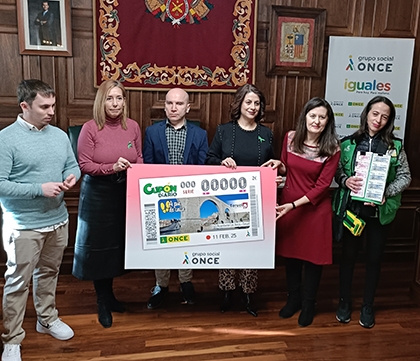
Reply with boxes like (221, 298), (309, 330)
(267, 6), (326, 77)
(17, 0), (72, 56)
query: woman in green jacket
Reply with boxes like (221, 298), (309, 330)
(333, 96), (411, 328)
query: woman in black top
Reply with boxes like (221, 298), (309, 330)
(206, 84), (275, 317)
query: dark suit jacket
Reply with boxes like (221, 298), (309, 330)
(143, 120), (208, 165)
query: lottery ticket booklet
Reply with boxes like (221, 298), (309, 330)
(350, 151), (391, 204)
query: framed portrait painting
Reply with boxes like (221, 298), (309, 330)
(267, 6), (326, 77)
(17, 0), (72, 56)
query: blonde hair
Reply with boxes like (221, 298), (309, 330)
(93, 80), (127, 130)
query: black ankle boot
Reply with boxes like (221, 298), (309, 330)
(98, 301), (112, 328)
(298, 299), (316, 327)
(279, 293), (302, 319)
(220, 290), (233, 313)
(94, 278), (117, 326)
(243, 293), (258, 317)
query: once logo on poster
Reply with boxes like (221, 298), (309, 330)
(183, 252), (220, 265)
(161, 235), (190, 243)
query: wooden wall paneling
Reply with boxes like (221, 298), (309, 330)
(66, 0), (96, 131)
(0, 0), (18, 114)
(0, 33), (22, 98)
(0, 3), (17, 29)
(201, 92), (212, 131)
(311, 64), (326, 96)
(256, 0), (281, 154)
(68, 38), (96, 106)
(360, 0), (377, 37)
(257, 0), (273, 25)
(188, 91), (203, 123)
(195, 92), (208, 133)
(141, 91), (156, 143)
(270, 78), (284, 159)
(223, 92), (235, 124)
(0, 31), (22, 130)
(279, 76), (298, 140)
(134, 90), (145, 130)
(319, 0), (363, 36)
(406, 102), (420, 188)
(68, 117), (89, 127)
(0, 105), (20, 131)
(411, 208), (420, 304)
(284, 76), (313, 131)
(374, 0), (420, 37)
(71, 7), (94, 34)
(205, 92), (220, 145)
(285, 0), (311, 7)
(29, 57), (41, 79)
(20, 54), (38, 80)
(272, 77), (288, 156)
(68, 0), (96, 110)
(402, 0), (420, 188)
(386, 206), (418, 256)
(303, 0), (319, 7)
(150, 91), (166, 123)
(71, 0), (92, 10)
(39, 56), (56, 91)
(127, 89), (143, 131)
(54, 57), (68, 130)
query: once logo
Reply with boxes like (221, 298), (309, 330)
(160, 235), (190, 244)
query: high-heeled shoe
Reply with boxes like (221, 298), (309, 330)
(243, 293), (258, 317)
(220, 290), (233, 313)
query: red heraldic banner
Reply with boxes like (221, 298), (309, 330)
(94, 0), (257, 91)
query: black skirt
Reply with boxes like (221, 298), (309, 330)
(72, 173), (127, 280)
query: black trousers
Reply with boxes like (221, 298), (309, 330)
(339, 216), (390, 305)
(285, 258), (323, 301)
(93, 278), (114, 303)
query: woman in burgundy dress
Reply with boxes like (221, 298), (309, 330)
(275, 97), (340, 327)
(73, 80), (143, 328)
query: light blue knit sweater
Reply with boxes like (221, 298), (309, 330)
(0, 119), (81, 229)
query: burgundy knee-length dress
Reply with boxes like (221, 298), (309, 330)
(276, 131), (341, 265)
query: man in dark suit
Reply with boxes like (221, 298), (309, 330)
(34, 1), (55, 46)
(143, 88), (208, 309)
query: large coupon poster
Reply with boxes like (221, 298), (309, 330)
(325, 37), (414, 139)
(125, 164), (277, 269)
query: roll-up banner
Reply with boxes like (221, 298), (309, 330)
(325, 36), (414, 140)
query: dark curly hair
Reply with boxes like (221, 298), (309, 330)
(230, 84), (266, 123)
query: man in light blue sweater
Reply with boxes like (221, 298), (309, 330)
(0, 79), (81, 361)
